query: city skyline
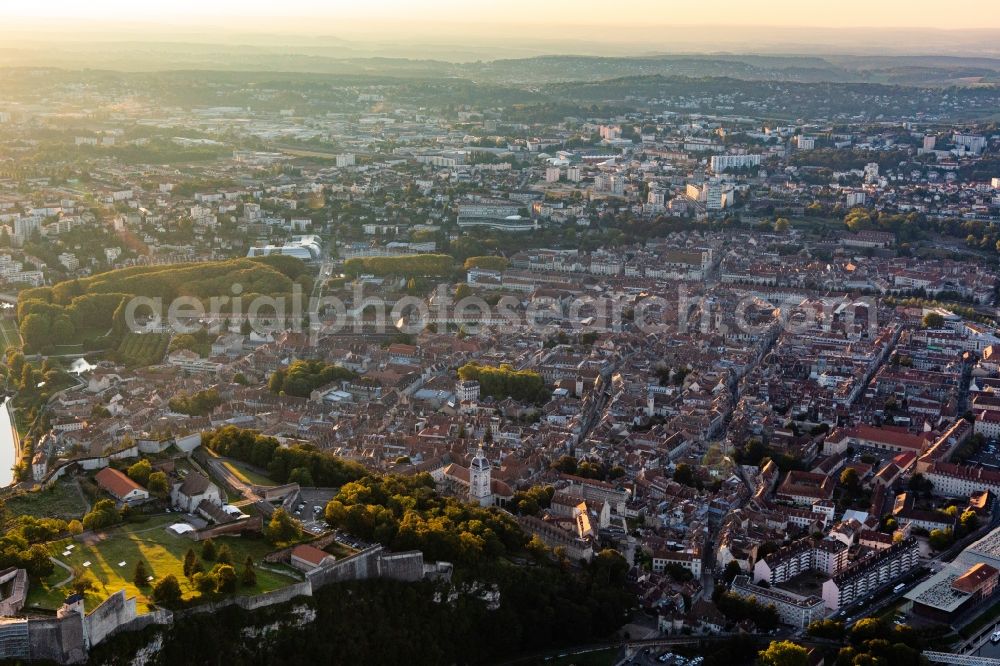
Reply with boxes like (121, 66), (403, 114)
(2, 3), (1000, 665)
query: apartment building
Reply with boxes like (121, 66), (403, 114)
(753, 538), (848, 585)
(731, 576), (826, 629)
(821, 537), (920, 611)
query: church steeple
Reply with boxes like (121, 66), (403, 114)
(469, 442), (492, 506)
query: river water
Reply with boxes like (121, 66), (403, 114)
(0, 398), (17, 487)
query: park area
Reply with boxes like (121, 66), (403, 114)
(4, 481), (89, 521)
(25, 515), (301, 612)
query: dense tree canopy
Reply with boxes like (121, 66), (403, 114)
(203, 426), (366, 487)
(758, 640), (808, 666)
(268, 360), (357, 398)
(16, 257), (309, 351)
(457, 362), (549, 404)
(343, 253), (454, 277)
(168, 389), (223, 416)
(323, 473), (527, 565)
(463, 255), (510, 271)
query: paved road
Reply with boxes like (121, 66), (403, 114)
(976, 638), (1000, 659)
(49, 557), (74, 588)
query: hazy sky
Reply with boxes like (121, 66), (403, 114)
(3, 0), (999, 30)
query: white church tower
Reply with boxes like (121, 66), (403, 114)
(469, 445), (493, 507)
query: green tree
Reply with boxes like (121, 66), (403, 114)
(215, 564), (237, 593)
(265, 508), (299, 544)
(134, 560), (149, 587)
(183, 548), (198, 578)
(589, 549), (628, 586)
(201, 538), (217, 562)
(909, 473), (933, 497)
(127, 459), (153, 486)
(922, 312), (945, 329)
(82, 498), (123, 532)
(70, 569), (98, 597)
(457, 362), (548, 404)
(551, 455), (577, 475)
(807, 619), (845, 640)
(665, 562), (694, 582)
(673, 463), (696, 487)
(192, 571), (217, 595)
(959, 509), (980, 536)
(216, 544), (233, 566)
(849, 617), (890, 643)
(147, 471), (169, 498)
(929, 528), (954, 551)
(241, 556), (257, 587)
(758, 640), (808, 666)
(723, 560), (743, 584)
(151, 574), (182, 605)
(840, 467), (860, 490)
(463, 256), (509, 271)
(288, 466), (314, 486)
(19, 313), (51, 352)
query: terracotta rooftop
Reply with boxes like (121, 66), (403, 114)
(291, 544), (332, 566)
(952, 563), (999, 595)
(95, 467), (144, 499)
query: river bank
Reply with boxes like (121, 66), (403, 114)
(0, 397), (20, 487)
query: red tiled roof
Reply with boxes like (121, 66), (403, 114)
(95, 467), (144, 499)
(952, 563), (999, 594)
(842, 424), (931, 452)
(777, 471), (835, 500)
(291, 544), (331, 566)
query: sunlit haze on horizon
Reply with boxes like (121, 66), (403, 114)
(2, 0), (999, 30)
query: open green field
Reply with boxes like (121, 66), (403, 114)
(5, 481), (88, 521)
(26, 515), (300, 613)
(0, 317), (20, 350)
(223, 460), (277, 487)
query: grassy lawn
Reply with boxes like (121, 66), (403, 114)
(5, 481), (88, 521)
(25, 515), (300, 613)
(0, 317), (20, 350)
(223, 461), (276, 487)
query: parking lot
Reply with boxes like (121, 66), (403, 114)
(290, 488), (340, 535)
(848, 445), (895, 468)
(331, 530), (372, 551)
(629, 648), (703, 666)
(962, 439), (1000, 470)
